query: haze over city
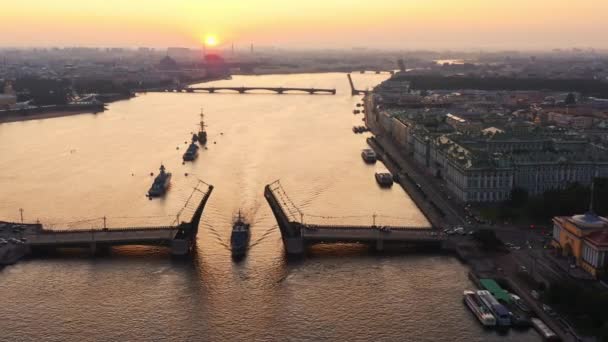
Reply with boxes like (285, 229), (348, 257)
(3, 1), (608, 342)
(2, 0), (608, 50)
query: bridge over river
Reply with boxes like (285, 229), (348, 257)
(145, 86), (336, 95)
(0, 182), (213, 264)
(264, 180), (444, 255)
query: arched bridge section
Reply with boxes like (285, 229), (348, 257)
(264, 181), (443, 256)
(184, 86), (336, 95)
(20, 181), (214, 257)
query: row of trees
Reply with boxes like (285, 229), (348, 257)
(9, 78), (149, 106)
(500, 179), (608, 222)
(399, 75), (608, 98)
(544, 281), (608, 340)
(12, 78), (71, 106)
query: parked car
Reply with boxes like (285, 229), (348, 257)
(542, 304), (557, 317)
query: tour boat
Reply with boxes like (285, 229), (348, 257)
(463, 290), (497, 327)
(148, 164), (172, 197)
(477, 290), (511, 327)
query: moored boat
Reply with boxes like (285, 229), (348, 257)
(375, 170), (393, 187)
(477, 290), (511, 327)
(361, 148), (377, 163)
(148, 164), (172, 197)
(183, 139), (199, 161)
(463, 290), (497, 327)
(231, 210), (250, 258)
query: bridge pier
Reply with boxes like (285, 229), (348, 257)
(376, 236), (384, 251)
(170, 238), (191, 256)
(285, 237), (304, 255)
(90, 242), (97, 255)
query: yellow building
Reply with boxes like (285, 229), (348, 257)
(552, 211), (608, 278)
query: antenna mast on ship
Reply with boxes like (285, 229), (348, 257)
(197, 107), (208, 145)
(200, 108), (206, 132)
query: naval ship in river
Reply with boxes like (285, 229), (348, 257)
(231, 210), (250, 259)
(183, 138), (199, 161)
(148, 164), (172, 197)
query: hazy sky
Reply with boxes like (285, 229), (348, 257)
(2, 0), (607, 50)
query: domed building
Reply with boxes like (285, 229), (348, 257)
(552, 208), (608, 278)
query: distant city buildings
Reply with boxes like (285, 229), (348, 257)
(366, 73), (608, 203)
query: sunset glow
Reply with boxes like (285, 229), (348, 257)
(205, 35), (218, 47)
(1, 0), (608, 49)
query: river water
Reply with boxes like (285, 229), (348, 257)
(0, 73), (539, 341)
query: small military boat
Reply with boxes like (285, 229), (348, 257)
(230, 210), (250, 258)
(197, 108), (207, 145)
(183, 138), (199, 161)
(148, 164), (172, 197)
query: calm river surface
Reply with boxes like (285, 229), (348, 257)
(0, 73), (539, 341)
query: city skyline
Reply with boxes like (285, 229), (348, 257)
(2, 0), (608, 50)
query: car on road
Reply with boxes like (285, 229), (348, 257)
(542, 304), (557, 317)
(531, 290), (540, 300)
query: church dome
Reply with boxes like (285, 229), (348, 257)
(571, 212), (607, 229)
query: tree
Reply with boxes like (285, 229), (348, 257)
(565, 92), (577, 105)
(509, 187), (529, 208)
(473, 229), (503, 250)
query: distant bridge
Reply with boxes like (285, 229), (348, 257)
(264, 181), (442, 255)
(150, 86), (336, 95)
(7, 181), (214, 258)
(357, 70), (395, 75)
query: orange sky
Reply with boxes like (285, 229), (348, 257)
(1, 0), (607, 49)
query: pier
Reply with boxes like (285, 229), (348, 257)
(151, 86), (336, 95)
(264, 180), (443, 255)
(0, 182), (213, 265)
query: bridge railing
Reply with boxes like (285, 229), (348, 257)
(36, 226), (177, 234)
(302, 224), (431, 231)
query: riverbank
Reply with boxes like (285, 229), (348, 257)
(366, 117), (577, 341)
(0, 104), (105, 124)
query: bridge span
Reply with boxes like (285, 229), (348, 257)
(347, 74), (370, 96)
(264, 181), (443, 256)
(150, 86), (336, 95)
(1, 182), (213, 264)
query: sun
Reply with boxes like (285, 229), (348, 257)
(205, 35), (218, 47)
